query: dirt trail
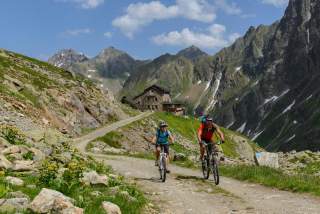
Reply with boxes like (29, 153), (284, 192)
(74, 112), (153, 153)
(74, 114), (320, 214)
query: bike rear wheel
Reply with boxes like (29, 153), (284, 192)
(212, 155), (219, 185)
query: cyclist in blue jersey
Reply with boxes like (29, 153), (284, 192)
(152, 121), (174, 173)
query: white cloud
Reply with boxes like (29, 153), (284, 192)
(103, 32), (112, 38)
(57, 0), (104, 9)
(62, 28), (92, 36)
(152, 24), (234, 49)
(261, 0), (288, 7)
(112, 0), (216, 38)
(214, 0), (242, 15)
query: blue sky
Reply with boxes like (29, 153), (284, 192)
(0, 0), (288, 60)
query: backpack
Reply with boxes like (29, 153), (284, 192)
(156, 129), (170, 144)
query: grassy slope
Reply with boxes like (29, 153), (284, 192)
(153, 112), (256, 158)
(220, 165), (320, 197)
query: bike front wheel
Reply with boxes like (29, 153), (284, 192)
(202, 155), (210, 179)
(211, 155), (219, 185)
(159, 157), (166, 182)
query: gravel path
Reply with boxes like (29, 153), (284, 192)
(74, 114), (320, 214)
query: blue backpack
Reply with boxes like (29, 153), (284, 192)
(156, 129), (170, 145)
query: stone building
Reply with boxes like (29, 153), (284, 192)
(124, 85), (185, 115)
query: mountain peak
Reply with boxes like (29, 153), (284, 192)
(48, 49), (88, 69)
(177, 45), (208, 61)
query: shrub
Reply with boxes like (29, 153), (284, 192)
(0, 125), (26, 145)
(38, 160), (59, 186)
(23, 151), (34, 160)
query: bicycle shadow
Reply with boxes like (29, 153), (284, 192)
(133, 177), (164, 183)
(174, 175), (207, 181)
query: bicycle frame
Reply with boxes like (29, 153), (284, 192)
(202, 141), (220, 184)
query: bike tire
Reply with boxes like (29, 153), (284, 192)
(212, 155), (219, 185)
(160, 157), (166, 182)
(202, 155), (210, 179)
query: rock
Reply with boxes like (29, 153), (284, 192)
(29, 188), (83, 214)
(2, 145), (23, 155)
(109, 186), (120, 196)
(108, 174), (118, 179)
(0, 137), (10, 148)
(255, 152), (279, 168)
(9, 153), (24, 161)
(5, 176), (24, 186)
(26, 184), (36, 189)
(7, 191), (30, 200)
(0, 155), (12, 169)
(119, 191), (137, 202)
(81, 171), (109, 186)
(0, 198), (29, 213)
(29, 147), (45, 161)
(90, 191), (102, 197)
(91, 147), (102, 153)
(102, 201), (121, 214)
(103, 147), (125, 154)
(12, 160), (34, 171)
(173, 153), (187, 161)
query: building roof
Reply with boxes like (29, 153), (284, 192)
(133, 85), (170, 100)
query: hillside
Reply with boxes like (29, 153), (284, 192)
(0, 49), (155, 213)
(0, 48), (127, 136)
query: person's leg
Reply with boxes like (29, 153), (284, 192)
(155, 145), (160, 166)
(199, 141), (205, 160)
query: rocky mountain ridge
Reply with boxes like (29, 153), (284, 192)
(49, 47), (142, 95)
(121, 0), (320, 153)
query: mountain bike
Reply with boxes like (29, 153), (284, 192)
(201, 141), (222, 185)
(158, 145), (168, 182)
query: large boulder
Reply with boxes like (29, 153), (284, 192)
(12, 160), (34, 171)
(255, 152), (279, 168)
(5, 176), (24, 186)
(81, 171), (109, 186)
(0, 198), (29, 213)
(102, 201), (121, 214)
(2, 145), (29, 155)
(29, 188), (83, 214)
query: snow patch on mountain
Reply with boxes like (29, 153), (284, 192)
(237, 122), (247, 133)
(282, 100), (295, 114)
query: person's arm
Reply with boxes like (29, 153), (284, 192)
(168, 131), (174, 144)
(197, 124), (203, 144)
(213, 123), (225, 142)
(151, 136), (157, 144)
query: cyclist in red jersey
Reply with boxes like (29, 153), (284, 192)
(197, 117), (225, 161)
